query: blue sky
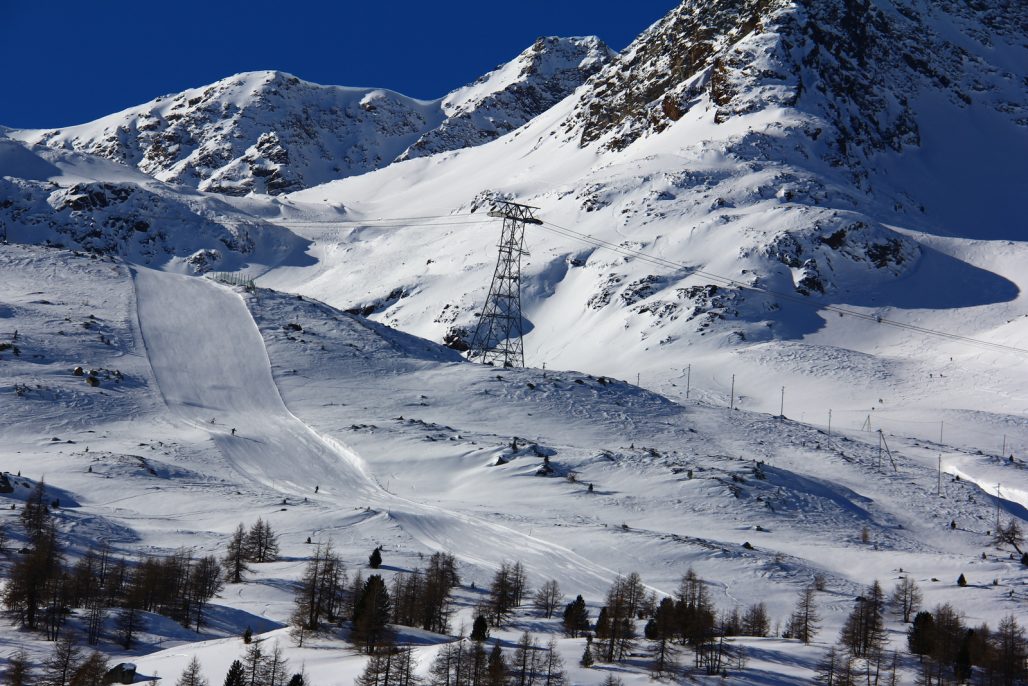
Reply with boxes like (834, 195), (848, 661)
(0, 1), (675, 129)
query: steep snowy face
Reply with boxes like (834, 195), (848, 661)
(398, 36), (615, 160)
(519, 0), (1028, 320)
(12, 39), (613, 196)
(566, 0), (1026, 161)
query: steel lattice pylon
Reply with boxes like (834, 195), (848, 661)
(467, 201), (542, 367)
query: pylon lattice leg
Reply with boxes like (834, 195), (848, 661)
(468, 202), (540, 368)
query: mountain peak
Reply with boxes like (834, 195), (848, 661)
(396, 35), (614, 161)
(564, 0), (1026, 159)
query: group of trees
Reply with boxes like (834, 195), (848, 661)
(290, 542), (350, 644)
(390, 552), (459, 635)
(223, 519), (280, 584)
(575, 568), (824, 678)
(3, 485), (222, 646)
(5, 480), (1024, 686)
(357, 631), (566, 686)
(3, 492), (283, 652)
(290, 548), (459, 656)
(221, 639), (302, 686)
(816, 576), (1028, 686)
(483, 561), (529, 627)
(3, 635), (110, 686)
(908, 606), (1027, 686)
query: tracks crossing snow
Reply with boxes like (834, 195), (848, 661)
(132, 268), (619, 594)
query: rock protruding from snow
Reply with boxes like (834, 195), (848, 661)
(564, 0), (1026, 160)
(398, 36), (614, 161)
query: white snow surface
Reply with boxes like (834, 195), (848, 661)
(1, 243), (1025, 685)
(1, 0), (1028, 684)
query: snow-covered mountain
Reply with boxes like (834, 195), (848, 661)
(8, 37), (611, 196)
(257, 0), (1025, 407)
(399, 36), (614, 161)
(1, 2), (1027, 683)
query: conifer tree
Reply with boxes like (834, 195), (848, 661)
(580, 642), (594, 668)
(889, 576), (921, 624)
(2, 649), (32, 686)
(533, 580), (563, 619)
(261, 642), (289, 686)
(3, 519), (63, 632)
(41, 633), (81, 686)
(20, 479), (51, 545)
(787, 585), (820, 644)
(907, 610), (935, 660)
(369, 547), (382, 569)
(741, 602), (770, 637)
(507, 632), (541, 686)
(675, 568), (717, 653)
(176, 656), (209, 686)
(488, 562), (519, 627)
(352, 575), (392, 653)
(646, 596), (678, 675)
(242, 639), (266, 686)
(223, 660), (245, 686)
(814, 646), (853, 686)
(427, 641), (461, 686)
(541, 637), (566, 686)
(245, 519), (279, 563)
(562, 595), (589, 637)
(991, 614), (1028, 686)
(188, 555), (224, 631)
(838, 581), (885, 659)
(70, 651), (109, 686)
(223, 524), (251, 584)
(471, 615), (489, 642)
(291, 543), (347, 642)
(486, 642), (505, 686)
(598, 575), (638, 662)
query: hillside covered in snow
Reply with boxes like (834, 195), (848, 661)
(1, 0), (1027, 684)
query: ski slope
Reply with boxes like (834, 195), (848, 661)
(132, 267), (625, 596)
(133, 267), (376, 499)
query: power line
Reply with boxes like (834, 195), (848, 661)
(34, 199), (1028, 356)
(535, 219), (1028, 357)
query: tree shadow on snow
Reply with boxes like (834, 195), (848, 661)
(201, 604), (284, 637)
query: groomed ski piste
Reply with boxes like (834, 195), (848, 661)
(2, 243), (1025, 685)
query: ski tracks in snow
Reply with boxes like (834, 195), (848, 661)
(131, 268), (619, 594)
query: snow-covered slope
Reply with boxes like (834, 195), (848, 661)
(8, 38), (611, 196)
(2, 2), (1028, 682)
(2, 243), (1025, 685)
(0, 132), (308, 272)
(260, 0), (1027, 432)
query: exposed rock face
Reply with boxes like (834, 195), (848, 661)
(566, 0), (1026, 159)
(0, 136), (304, 271)
(539, 0), (1025, 324)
